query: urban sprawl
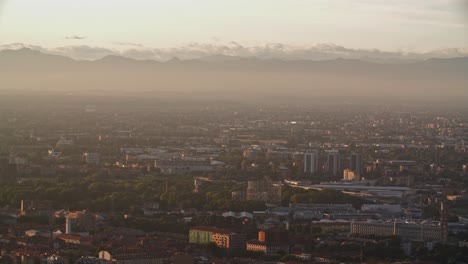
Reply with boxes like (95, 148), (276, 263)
(0, 101), (467, 263)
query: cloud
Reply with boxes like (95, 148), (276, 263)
(121, 49), (156, 60)
(1, 42), (467, 62)
(65, 35), (86, 40)
(0, 42), (48, 52)
(113, 42), (143, 47)
(51, 45), (115, 60)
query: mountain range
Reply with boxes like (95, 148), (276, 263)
(1, 48), (467, 104)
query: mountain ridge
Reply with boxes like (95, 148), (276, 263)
(2, 47), (468, 65)
(0, 48), (467, 104)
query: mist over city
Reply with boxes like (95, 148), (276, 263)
(0, 1), (468, 264)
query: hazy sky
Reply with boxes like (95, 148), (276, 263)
(0, 0), (467, 52)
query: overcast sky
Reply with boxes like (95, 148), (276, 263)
(0, 0), (467, 59)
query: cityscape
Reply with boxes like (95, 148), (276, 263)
(0, 97), (467, 263)
(1, 0), (468, 263)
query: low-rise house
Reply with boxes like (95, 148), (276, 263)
(98, 249), (169, 264)
(56, 234), (93, 246)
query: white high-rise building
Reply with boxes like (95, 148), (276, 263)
(304, 150), (319, 174)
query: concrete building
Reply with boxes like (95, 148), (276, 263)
(361, 204), (401, 215)
(350, 221), (396, 237)
(396, 223), (441, 241)
(189, 227), (246, 252)
(343, 169), (359, 181)
(65, 217), (71, 234)
(273, 203), (355, 220)
(350, 220), (443, 241)
(54, 209), (97, 231)
(288, 182), (414, 198)
(304, 150), (319, 174)
(246, 230), (290, 256)
(440, 201), (448, 242)
(350, 153), (363, 176)
(326, 150), (340, 176)
(84, 152), (100, 165)
(246, 180), (282, 204)
(98, 250), (169, 264)
(311, 219), (351, 233)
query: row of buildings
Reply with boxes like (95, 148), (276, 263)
(189, 227), (289, 256)
(189, 216), (449, 256)
(304, 151), (363, 177)
(350, 220), (445, 242)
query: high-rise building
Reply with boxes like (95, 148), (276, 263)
(350, 153), (363, 175)
(304, 150), (319, 174)
(440, 202), (448, 242)
(326, 150), (340, 176)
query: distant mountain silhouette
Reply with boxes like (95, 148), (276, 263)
(0, 48), (467, 104)
(0, 48), (74, 67)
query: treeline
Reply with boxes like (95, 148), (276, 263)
(0, 175), (366, 213)
(0, 175), (265, 212)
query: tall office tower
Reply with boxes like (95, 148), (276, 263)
(304, 150), (319, 174)
(350, 153), (363, 175)
(326, 150), (340, 176)
(440, 201), (448, 242)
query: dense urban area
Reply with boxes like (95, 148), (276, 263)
(0, 96), (467, 264)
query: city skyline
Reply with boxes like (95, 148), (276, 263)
(0, 1), (467, 263)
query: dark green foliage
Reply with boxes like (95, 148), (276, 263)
(420, 244), (468, 264)
(0, 176), (266, 213)
(123, 215), (188, 233)
(17, 215), (49, 225)
(363, 238), (406, 262)
(0, 175), (365, 215)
